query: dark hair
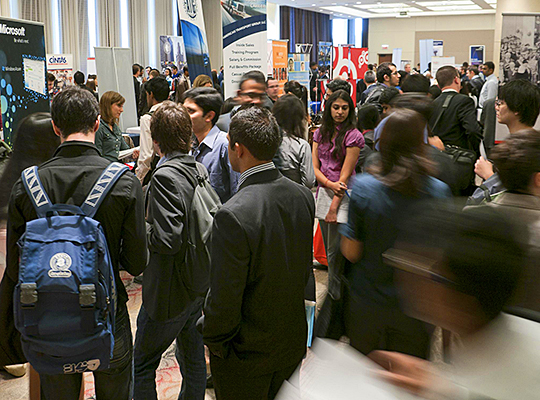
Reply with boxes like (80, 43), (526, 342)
(183, 87), (223, 126)
(132, 64), (140, 75)
(46, 73), (56, 83)
(499, 79), (540, 127)
(0, 113), (60, 219)
(272, 94), (306, 140)
(364, 70), (376, 84)
(462, 61), (469, 68)
(310, 61), (317, 68)
(367, 109), (434, 196)
(86, 80), (97, 92)
(149, 69), (160, 79)
(356, 104), (380, 132)
(391, 93), (435, 124)
(284, 80), (308, 110)
(229, 106), (281, 161)
(436, 66), (459, 88)
(320, 90), (357, 162)
(51, 87), (99, 138)
(401, 74), (430, 93)
(193, 74), (213, 88)
(367, 64), (374, 71)
(146, 76), (170, 102)
(484, 61), (495, 71)
(398, 70), (409, 86)
(380, 87), (400, 105)
(428, 84), (442, 100)
(239, 70), (266, 91)
(211, 70), (219, 85)
(326, 79), (351, 94)
(172, 65), (178, 71)
(150, 101), (192, 155)
(491, 129), (540, 192)
(74, 71), (85, 85)
(183, 66), (189, 73)
(377, 62), (395, 83)
(266, 76), (277, 84)
(467, 66), (479, 75)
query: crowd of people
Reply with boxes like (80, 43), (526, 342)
(2, 59), (540, 400)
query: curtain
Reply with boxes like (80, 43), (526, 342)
(347, 19), (355, 46)
(19, 0), (53, 53)
(61, 0), (88, 75)
(280, 6), (331, 63)
(129, 0), (149, 67)
(201, 0), (222, 71)
(97, 0), (120, 47)
(362, 19), (369, 48)
(0, 0), (10, 16)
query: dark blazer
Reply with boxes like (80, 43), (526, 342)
(143, 154), (199, 322)
(429, 91), (483, 151)
(202, 168), (315, 376)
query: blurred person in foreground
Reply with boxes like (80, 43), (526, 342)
(370, 206), (538, 400)
(202, 107), (315, 400)
(341, 109), (450, 359)
(469, 79), (540, 205)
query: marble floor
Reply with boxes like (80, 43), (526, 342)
(0, 268), (329, 400)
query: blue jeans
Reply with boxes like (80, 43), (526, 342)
(39, 302), (133, 400)
(133, 299), (206, 400)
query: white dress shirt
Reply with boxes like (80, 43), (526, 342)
(135, 102), (162, 184)
(478, 74), (498, 108)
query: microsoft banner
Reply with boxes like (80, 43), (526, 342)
(177, 0), (212, 82)
(222, 0), (267, 99)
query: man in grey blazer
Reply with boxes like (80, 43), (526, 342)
(202, 107), (315, 399)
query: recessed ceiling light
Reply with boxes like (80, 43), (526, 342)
(312, 3), (316, 5)
(356, 1), (361, 3)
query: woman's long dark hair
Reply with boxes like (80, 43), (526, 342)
(366, 109), (435, 197)
(284, 80), (308, 111)
(272, 94), (306, 140)
(0, 113), (60, 219)
(319, 90), (356, 161)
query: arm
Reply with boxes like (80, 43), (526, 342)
(119, 176), (147, 276)
(203, 208), (250, 358)
(222, 143), (239, 199)
(135, 115), (153, 184)
(300, 140), (316, 188)
(6, 183), (27, 283)
(457, 97), (483, 151)
(312, 142), (344, 195)
(339, 146), (361, 185)
(94, 123), (104, 154)
(146, 171), (186, 254)
(341, 237), (363, 263)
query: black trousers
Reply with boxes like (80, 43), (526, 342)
(211, 353), (299, 400)
(345, 290), (431, 359)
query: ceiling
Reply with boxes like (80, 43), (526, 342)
(270, 0), (497, 19)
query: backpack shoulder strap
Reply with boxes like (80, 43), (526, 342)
(21, 166), (54, 218)
(157, 159), (199, 189)
(81, 162), (129, 218)
(431, 92), (456, 132)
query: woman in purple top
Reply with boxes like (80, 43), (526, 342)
(312, 90), (364, 299)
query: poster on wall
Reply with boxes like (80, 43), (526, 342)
(332, 46), (368, 81)
(222, 0), (267, 99)
(499, 14), (540, 85)
(433, 40), (444, 57)
(469, 45), (485, 66)
(431, 56), (455, 76)
(318, 42), (332, 75)
(0, 17), (49, 146)
(271, 40), (288, 95)
(46, 54), (73, 89)
(160, 35), (187, 71)
(177, 0), (212, 83)
(288, 53), (310, 100)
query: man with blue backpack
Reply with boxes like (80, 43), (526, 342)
(5, 87), (147, 399)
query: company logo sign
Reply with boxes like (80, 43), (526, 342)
(48, 56), (67, 64)
(183, 0), (198, 19)
(0, 24), (26, 36)
(49, 253), (73, 278)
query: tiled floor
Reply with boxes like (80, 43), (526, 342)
(0, 268), (329, 400)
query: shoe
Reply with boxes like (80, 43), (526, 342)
(206, 373), (213, 389)
(3, 364), (27, 377)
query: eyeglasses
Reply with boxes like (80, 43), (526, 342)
(241, 91), (265, 100)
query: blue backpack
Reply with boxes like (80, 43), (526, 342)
(14, 162), (128, 375)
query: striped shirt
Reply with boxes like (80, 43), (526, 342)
(237, 162), (276, 189)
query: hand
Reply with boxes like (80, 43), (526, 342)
(428, 136), (445, 151)
(132, 149), (140, 159)
(324, 208), (338, 224)
(475, 156), (494, 180)
(368, 351), (434, 395)
(329, 180), (347, 196)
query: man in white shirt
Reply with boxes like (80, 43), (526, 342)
(135, 76), (170, 185)
(479, 61), (498, 108)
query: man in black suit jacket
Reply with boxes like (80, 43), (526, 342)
(429, 65), (482, 152)
(133, 101), (207, 400)
(202, 107), (315, 400)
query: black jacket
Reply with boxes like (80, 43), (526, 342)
(429, 91), (483, 152)
(1, 141), (147, 365)
(202, 168), (315, 375)
(142, 154), (198, 321)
